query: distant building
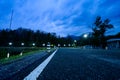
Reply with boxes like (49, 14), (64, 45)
(107, 38), (120, 49)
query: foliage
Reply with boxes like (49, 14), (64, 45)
(107, 32), (120, 40)
(92, 16), (114, 48)
(0, 28), (73, 47)
(0, 47), (41, 59)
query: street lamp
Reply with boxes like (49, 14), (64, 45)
(58, 44), (60, 47)
(32, 43), (35, 46)
(73, 40), (77, 47)
(83, 34), (88, 38)
(20, 42), (24, 56)
(74, 40), (77, 43)
(83, 33), (92, 49)
(68, 44), (71, 47)
(21, 43), (24, 46)
(7, 42), (13, 58)
(83, 34), (88, 49)
(42, 43), (45, 47)
(9, 42), (12, 46)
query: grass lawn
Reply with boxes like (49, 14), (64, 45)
(0, 48), (46, 64)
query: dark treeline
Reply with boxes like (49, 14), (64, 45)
(78, 16), (120, 49)
(107, 32), (120, 39)
(0, 16), (119, 48)
(78, 32), (120, 47)
(0, 28), (73, 47)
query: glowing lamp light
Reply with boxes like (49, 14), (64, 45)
(74, 40), (77, 43)
(9, 42), (12, 46)
(58, 44), (60, 47)
(32, 43), (35, 46)
(42, 43), (45, 46)
(83, 34), (88, 38)
(21, 43), (24, 46)
(68, 44), (71, 47)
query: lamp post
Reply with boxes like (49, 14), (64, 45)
(58, 44), (60, 47)
(83, 34), (88, 38)
(74, 40), (77, 47)
(83, 34), (88, 49)
(42, 43), (45, 47)
(64, 44), (66, 47)
(21, 43), (24, 46)
(68, 44), (71, 47)
(9, 42), (12, 46)
(20, 43), (24, 56)
(32, 43), (35, 46)
(83, 33), (92, 49)
(7, 42), (13, 58)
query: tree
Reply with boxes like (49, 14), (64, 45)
(92, 16), (114, 48)
(0, 27), (72, 47)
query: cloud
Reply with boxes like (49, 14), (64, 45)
(0, 0), (120, 36)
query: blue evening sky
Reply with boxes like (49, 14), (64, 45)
(0, 0), (120, 36)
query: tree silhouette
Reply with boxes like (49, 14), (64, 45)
(92, 16), (114, 48)
(0, 28), (73, 47)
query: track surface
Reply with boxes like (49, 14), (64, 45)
(38, 48), (120, 80)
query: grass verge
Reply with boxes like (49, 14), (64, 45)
(0, 49), (45, 64)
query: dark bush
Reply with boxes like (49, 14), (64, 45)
(0, 47), (41, 59)
(0, 48), (8, 59)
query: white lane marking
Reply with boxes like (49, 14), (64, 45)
(24, 49), (58, 80)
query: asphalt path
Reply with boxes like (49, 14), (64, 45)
(0, 50), (51, 80)
(38, 48), (120, 80)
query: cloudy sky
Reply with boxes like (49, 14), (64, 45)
(0, 0), (120, 36)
